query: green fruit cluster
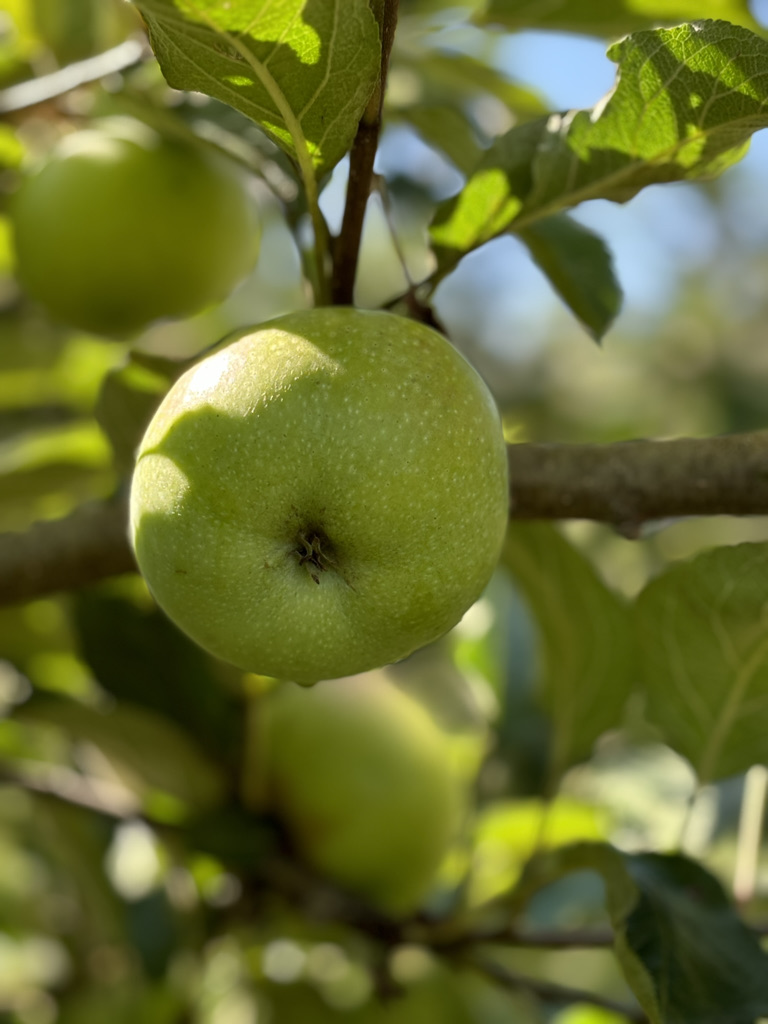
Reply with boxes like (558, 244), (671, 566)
(130, 306), (509, 683)
(11, 117), (259, 336)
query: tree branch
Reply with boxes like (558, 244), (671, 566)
(0, 497), (135, 605)
(507, 432), (768, 534)
(331, 0), (400, 304)
(0, 39), (148, 114)
(432, 924), (616, 950)
(0, 762), (139, 819)
(4, 431), (768, 605)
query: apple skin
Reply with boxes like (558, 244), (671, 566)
(11, 117), (259, 336)
(257, 674), (464, 916)
(129, 307), (509, 684)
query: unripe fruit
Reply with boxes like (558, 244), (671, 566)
(130, 307), (509, 684)
(11, 117), (259, 336)
(257, 674), (464, 916)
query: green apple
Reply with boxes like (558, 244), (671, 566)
(257, 673), (465, 916)
(129, 306), (509, 683)
(10, 117), (259, 336)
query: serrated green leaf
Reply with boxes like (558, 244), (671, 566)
(501, 524), (635, 777)
(133, 0), (381, 176)
(516, 843), (768, 1024)
(623, 853), (768, 1024)
(431, 114), (547, 255)
(519, 214), (622, 340)
(636, 543), (768, 783)
(475, 0), (762, 37)
(431, 21), (768, 270)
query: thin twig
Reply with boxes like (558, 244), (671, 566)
(0, 763), (139, 819)
(429, 924), (615, 950)
(465, 951), (648, 1022)
(0, 39), (148, 114)
(331, 0), (400, 304)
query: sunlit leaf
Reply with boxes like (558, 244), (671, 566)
(0, 420), (115, 530)
(133, 0), (381, 176)
(431, 21), (768, 270)
(0, 0), (43, 80)
(468, 797), (606, 906)
(475, 0), (762, 37)
(519, 214), (622, 340)
(552, 1006), (627, 1024)
(636, 542), (768, 782)
(501, 524), (635, 777)
(0, 333), (119, 412)
(0, 123), (24, 168)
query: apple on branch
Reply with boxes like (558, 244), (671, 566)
(255, 672), (469, 917)
(129, 307), (509, 684)
(10, 116), (259, 337)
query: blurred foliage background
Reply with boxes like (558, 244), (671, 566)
(2, 1), (768, 1022)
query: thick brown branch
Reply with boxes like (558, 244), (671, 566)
(508, 432), (768, 533)
(331, 0), (400, 304)
(0, 497), (135, 605)
(4, 431), (768, 606)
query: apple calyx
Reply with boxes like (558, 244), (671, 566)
(295, 527), (339, 585)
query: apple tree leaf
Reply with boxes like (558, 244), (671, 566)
(132, 0), (381, 177)
(16, 692), (228, 810)
(95, 358), (174, 473)
(516, 842), (768, 1024)
(474, 0), (762, 37)
(636, 542), (768, 783)
(501, 524), (635, 777)
(518, 214), (622, 341)
(0, 421), (115, 533)
(73, 586), (243, 766)
(431, 21), (768, 271)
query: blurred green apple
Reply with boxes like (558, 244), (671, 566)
(129, 307), (509, 683)
(11, 117), (259, 336)
(257, 673), (464, 916)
